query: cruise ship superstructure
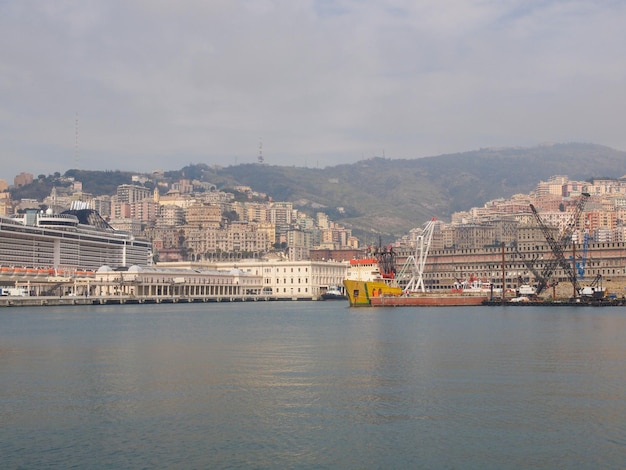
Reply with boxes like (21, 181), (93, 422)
(0, 208), (151, 272)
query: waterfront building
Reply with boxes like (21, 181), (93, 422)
(214, 259), (347, 299)
(159, 259), (348, 300)
(93, 264), (262, 299)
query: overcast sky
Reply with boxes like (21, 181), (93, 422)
(1, 0), (625, 182)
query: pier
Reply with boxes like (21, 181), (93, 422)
(0, 293), (317, 308)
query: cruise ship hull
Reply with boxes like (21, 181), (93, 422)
(0, 210), (151, 272)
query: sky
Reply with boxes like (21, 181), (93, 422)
(1, 0), (626, 182)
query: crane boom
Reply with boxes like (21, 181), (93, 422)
(577, 225), (589, 279)
(514, 246), (543, 284)
(403, 218), (436, 293)
(530, 193), (589, 295)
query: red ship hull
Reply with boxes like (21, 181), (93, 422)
(369, 294), (487, 307)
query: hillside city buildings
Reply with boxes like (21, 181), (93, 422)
(0, 173), (360, 264)
(3, 172), (626, 300)
(393, 175), (626, 251)
(3, 173), (626, 261)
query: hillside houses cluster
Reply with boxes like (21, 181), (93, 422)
(3, 172), (626, 261)
(395, 175), (626, 251)
(0, 173), (359, 262)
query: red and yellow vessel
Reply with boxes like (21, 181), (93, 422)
(343, 247), (403, 306)
(343, 242), (489, 307)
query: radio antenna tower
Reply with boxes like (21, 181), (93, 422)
(74, 113), (79, 170)
(258, 137), (264, 164)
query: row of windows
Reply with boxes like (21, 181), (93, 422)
(0, 234), (150, 269)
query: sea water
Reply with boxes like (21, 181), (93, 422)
(1, 302), (626, 469)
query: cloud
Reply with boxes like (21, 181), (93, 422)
(1, 0), (625, 181)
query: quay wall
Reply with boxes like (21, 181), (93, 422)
(0, 294), (320, 308)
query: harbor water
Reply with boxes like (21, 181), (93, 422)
(2, 302), (626, 469)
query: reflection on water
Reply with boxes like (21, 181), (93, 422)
(2, 303), (626, 468)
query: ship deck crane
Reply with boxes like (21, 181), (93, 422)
(369, 236), (396, 279)
(530, 193), (590, 296)
(402, 218), (436, 293)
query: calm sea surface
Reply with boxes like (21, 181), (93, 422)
(2, 302), (626, 469)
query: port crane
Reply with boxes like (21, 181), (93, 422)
(576, 222), (590, 279)
(514, 246), (543, 284)
(580, 273), (605, 299)
(530, 192), (590, 295)
(402, 218), (436, 293)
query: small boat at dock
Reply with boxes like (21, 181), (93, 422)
(321, 286), (347, 300)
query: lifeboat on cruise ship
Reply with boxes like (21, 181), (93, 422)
(13, 267), (27, 277)
(75, 269), (96, 277)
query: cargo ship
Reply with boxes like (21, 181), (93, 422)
(343, 255), (403, 306)
(343, 220), (489, 307)
(344, 275), (489, 307)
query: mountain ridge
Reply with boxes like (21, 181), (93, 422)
(9, 143), (626, 240)
(208, 143), (626, 237)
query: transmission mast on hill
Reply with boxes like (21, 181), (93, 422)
(74, 113), (80, 170)
(258, 137), (264, 164)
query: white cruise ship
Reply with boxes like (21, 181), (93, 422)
(0, 207), (151, 272)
